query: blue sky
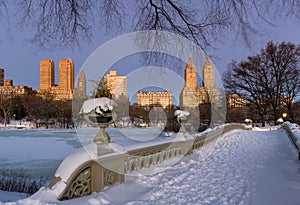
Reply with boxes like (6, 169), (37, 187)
(0, 11), (299, 94)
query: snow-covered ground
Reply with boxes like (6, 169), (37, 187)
(0, 191), (28, 204)
(1, 126), (300, 204)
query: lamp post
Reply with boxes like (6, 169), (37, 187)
(282, 112), (288, 121)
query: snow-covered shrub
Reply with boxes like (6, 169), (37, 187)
(0, 169), (47, 194)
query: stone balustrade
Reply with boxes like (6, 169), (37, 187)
(281, 122), (300, 160)
(49, 123), (246, 200)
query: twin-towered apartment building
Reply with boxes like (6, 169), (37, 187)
(180, 55), (219, 108)
(39, 59), (86, 100)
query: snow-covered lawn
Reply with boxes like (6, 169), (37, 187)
(1, 127), (300, 204)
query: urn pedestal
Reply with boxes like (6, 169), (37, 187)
(177, 115), (188, 133)
(84, 112), (114, 156)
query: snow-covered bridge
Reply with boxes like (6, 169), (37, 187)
(79, 127), (300, 205)
(1, 125), (300, 205)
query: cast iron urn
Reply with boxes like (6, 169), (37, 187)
(80, 98), (117, 144)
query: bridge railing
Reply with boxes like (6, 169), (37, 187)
(281, 122), (300, 160)
(49, 123), (246, 200)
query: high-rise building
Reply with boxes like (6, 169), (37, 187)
(203, 55), (219, 104)
(185, 56), (197, 90)
(181, 56), (200, 107)
(39, 59), (74, 100)
(203, 55), (215, 91)
(40, 60), (55, 91)
(59, 60), (74, 92)
(180, 86), (199, 107)
(0, 68), (4, 86)
(77, 70), (86, 98)
(104, 70), (127, 97)
(73, 70), (87, 99)
(180, 54), (218, 107)
(53, 59), (75, 100)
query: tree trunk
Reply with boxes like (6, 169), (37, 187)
(287, 103), (294, 122)
(3, 110), (7, 127)
(260, 113), (266, 127)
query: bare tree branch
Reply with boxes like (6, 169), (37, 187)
(17, 0), (93, 49)
(2, 0), (300, 50)
(98, 0), (125, 33)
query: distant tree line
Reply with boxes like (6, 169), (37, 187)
(0, 92), (73, 128)
(129, 103), (214, 133)
(223, 41), (300, 126)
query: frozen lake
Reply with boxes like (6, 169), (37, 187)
(0, 127), (167, 180)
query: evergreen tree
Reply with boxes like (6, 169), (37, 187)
(93, 78), (112, 98)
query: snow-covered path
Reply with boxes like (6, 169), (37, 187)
(2, 128), (300, 204)
(95, 128), (300, 205)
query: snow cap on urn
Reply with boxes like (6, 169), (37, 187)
(80, 97), (117, 115)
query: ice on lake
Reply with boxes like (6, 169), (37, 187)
(0, 127), (168, 180)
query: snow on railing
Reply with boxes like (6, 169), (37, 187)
(123, 123), (247, 174)
(281, 122), (300, 160)
(48, 123), (247, 201)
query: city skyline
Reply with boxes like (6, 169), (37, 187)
(0, 54), (218, 108)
